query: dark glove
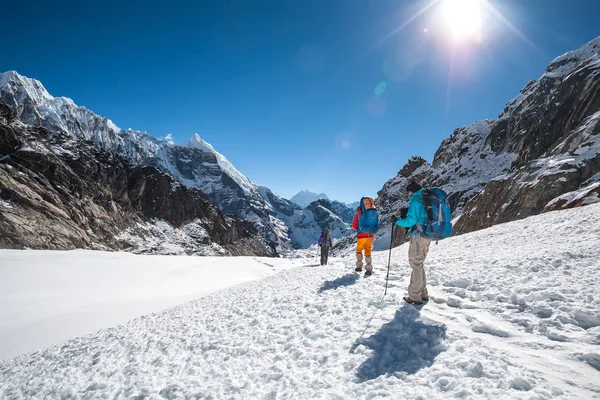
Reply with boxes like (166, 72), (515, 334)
(391, 215), (398, 224)
(400, 207), (408, 219)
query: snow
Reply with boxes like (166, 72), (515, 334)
(189, 133), (257, 198)
(1, 204), (600, 398)
(0, 250), (299, 360)
(546, 181), (600, 208)
(545, 36), (600, 79)
(116, 219), (229, 256)
(106, 118), (121, 134)
(290, 190), (330, 207)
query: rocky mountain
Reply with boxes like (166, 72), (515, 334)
(326, 200), (355, 224)
(0, 71), (292, 250)
(0, 104), (275, 256)
(0, 71), (355, 252)
(258, 187), (352, 249)
(289, 190), (329, 207)
(374, 36), (600, 249)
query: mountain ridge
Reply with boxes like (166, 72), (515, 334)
(0, 73), (355, 251)
(373, 36), (600, 250)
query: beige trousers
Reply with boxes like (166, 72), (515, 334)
(407, 235), (431, 301)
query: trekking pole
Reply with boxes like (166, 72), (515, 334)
(384, 224), (395, 296)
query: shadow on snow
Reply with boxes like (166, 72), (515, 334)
(355, 305), (447, 381)
(318, 273), (359, 293)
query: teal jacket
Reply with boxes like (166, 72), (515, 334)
(395, 189), (427, 236)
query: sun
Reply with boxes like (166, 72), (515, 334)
(440, 0), (483, 41)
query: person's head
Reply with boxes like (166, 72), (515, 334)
(406, 181), (422, 197)
(356, 205), (362, 214)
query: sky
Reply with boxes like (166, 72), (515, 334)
(2, 0), (599, 203)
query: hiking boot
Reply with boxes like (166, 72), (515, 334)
(355, 266), (362, 272)
(422, 296), (430, 302)
(403, 296), (424, 305)
(364, 270), (373, 277)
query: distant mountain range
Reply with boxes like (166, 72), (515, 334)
(289, 190), (329, 207)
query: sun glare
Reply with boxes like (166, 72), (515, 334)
(441, 0), (482, 41)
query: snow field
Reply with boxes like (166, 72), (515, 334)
(0, 251), (300, 360)
(1, 203), (599, 399)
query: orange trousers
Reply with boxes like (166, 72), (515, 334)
(356, 237), (373, 256)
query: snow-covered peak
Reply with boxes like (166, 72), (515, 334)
(0, 70), (121, 137)
(188, 133), (257, 197)
(290, 190), (330, 207)
(0, 70), (53, 103)
(189, 133), (215, 153)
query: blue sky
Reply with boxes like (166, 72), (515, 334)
(2, 0), (599, 203)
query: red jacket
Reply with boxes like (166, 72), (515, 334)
(352, 213), (374, 239)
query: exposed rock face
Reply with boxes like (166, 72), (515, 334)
(327, 200), (355, 224)
(306, 199), (353, 231)
(374, 37), (600, 248)
(0, 110), (275, 256)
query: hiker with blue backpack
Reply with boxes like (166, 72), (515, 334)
(392, 182), (452, 305)
(352, 197), (379, 277)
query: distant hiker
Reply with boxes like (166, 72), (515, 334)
(393, 182), (431, 305)
(318, 228), (333, 265)
(352, 197), (379, 277)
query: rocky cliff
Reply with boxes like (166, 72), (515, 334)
(374, 36), (600, 249)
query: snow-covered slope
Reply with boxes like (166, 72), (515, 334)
(1, 203), (599, 398)
(0, 251), (299, 359)
(290, 190), (329, 207)
(375, 36), (600, 249)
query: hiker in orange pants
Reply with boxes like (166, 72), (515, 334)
(352, 197), (379, 277)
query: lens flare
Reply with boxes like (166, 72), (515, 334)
(374, 81), (387, 96)
(440, 0), (482, 41)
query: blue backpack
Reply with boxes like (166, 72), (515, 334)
(420, 188), (452, 241)
(358, 197), (379, 234)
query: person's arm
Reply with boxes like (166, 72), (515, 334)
(352, 214), (359, 231)
(395, 199), (422, 228)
